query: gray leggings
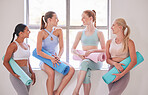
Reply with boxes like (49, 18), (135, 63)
(80, 59), (103, 84)
(108, 66), (130, 95)
(9, 66), (31, 95)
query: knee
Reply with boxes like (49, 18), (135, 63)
(83, 72), (91, 84)
(80, 60), (90, 71)
(47, 70), (55, 78)
(69, 67), (75, 75)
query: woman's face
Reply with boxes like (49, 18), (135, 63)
(21, 27), (30, 38)
(50, 14), (59, 26)
(81, 13), (91, 26)
(111, 21), (121, 34)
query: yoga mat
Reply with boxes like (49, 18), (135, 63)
(2, 56), (32, 86)
(102, 51), (144, 84)
(32, 48), (70, 75)
(73, 50), (106, 63)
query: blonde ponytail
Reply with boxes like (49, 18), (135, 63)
(115, 18), (130, 51)
(123, 25), (130, 51)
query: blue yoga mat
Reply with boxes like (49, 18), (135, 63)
(102, 51), (144, 84)
(32, 48), (70, 75)
(2, 56), (32, 86)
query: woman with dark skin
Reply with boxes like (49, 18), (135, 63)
(3, 24), (36, 95)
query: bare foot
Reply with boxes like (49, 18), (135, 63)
(72, 91), (79, 95)
(53, 90), (60, 95)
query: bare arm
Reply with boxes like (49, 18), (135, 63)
(28, 58), (36, 85)
(112, 39), (137, 82)
(27, 45), (34, 74)
(3, 43), (19, 77)
(106, 39), (118, 66)
(36, 30), (54, 60)
(71, 31), (82, 56)
(57, 29), (64, 58)
(121, 39), (137, 75)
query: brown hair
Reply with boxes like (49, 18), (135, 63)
(115, 18), (130, 51)
(40, 11), (56, 30)
(83, 10), (96, 27)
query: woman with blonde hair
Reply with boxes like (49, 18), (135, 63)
(106, 18), (137, 95)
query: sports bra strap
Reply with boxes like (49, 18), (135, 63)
(14, 41), (19, 46)
(44, 29), (54, 38)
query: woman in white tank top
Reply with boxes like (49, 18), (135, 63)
(3, 24), (36, 95)
(106, 18), (137, 95)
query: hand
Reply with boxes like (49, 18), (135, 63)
(53, 53), (61, 62)
(85, 50), (92, 57)
(78, 54), (85, 60)
(13, 74), (20, 80)
(114, 63), (125, 73)
(31, 72), (36, 85)
(50, 57), (60, 67)
(112, 73), (124, 83)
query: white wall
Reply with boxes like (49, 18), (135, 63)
(111, 0), (148, 95)
(0, 0), (148, 95)
(0, 0), (24, 95)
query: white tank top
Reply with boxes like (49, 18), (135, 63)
(12, 41), (30, 60)
(109, 38), (129, 58)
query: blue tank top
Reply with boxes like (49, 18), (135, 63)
(81, 28), (99, 46)
(42, 28), (59, 55)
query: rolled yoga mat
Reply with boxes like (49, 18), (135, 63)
(102, 51), (144, 84)
(73, 50), (106, 63)
(2, 56), (32, 86)
(32, 48), (70, 75)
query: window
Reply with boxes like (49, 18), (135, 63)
(25, 0), (109, 69)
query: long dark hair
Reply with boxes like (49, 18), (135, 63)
(40, 11), (56, 30)
(10, 24), (27, 43)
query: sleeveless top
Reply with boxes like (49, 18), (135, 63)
(12, 41), (30, 60)
(109, 38), (129, 58)
(42, 28), (59, 55)
(81, 28), (99, 46)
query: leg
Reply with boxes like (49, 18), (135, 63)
(83, 83), (91, 95)
(83, 69), (91, 95)
(108, 72), (130, 95)
(41, 63), (55, 95)
(73, 59), (90, 95)
(54, 62), (75, 95)
(73, 70), (87, 95)
(108, 66), (114, 91)
(9, 66), (31, 95)
(83, 60), (103, 95)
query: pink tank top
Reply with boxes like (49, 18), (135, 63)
(109, 38), (129, 58)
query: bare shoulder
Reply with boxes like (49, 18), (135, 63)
(78, 31), (83, 35)
(97, 30), (104, 37)
(55, 27), (63, 33)
(76, 31), (83, 38)
(128, 39), (135, 46)
(8, 42), (17, 51)
(38, 29), (45, 36)
(97, 30), (103, 34)
(106, 39), (112, 45)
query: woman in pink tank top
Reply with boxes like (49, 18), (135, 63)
(106, 18), (137, 95)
